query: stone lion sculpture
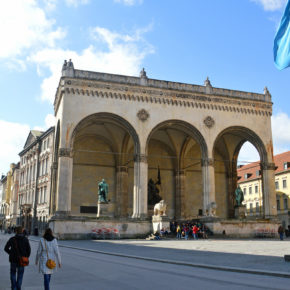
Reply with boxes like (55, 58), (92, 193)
(154, 200), (167, 216)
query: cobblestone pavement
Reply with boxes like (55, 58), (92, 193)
(34, 235), (290, 274)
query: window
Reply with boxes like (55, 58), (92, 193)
(275, 181), (279, 190)
(256, 170), (260, 177)
(243, 188), (247, 195)
(284, 198), (288, 210)
(256, 202), (259, 213)
(255, 185), (258, 193)
(244, 174), (248, 180)
(250, 203), (253, 213)
(283, 179), (287, 189)
(277, 199), (280, 210)
(249, 187), (252, 194)
(44, 187), (47, 203)
(284, 162), (288, 170)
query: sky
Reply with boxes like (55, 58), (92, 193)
(0, 0), (290, 175)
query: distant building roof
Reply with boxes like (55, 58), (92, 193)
(238, 151), (290, 183)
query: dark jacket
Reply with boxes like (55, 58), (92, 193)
(4, 234), (31, 264)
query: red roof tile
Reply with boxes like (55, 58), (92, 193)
(237, 151), (290, 183)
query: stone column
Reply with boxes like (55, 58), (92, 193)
(116, 166), (128, 217)
(202, 158), (216, 216)
(175, 170), (186, 219)
(132, 154), (148, 219)
(55, 148), (73, 216)
(261, 162), (277, 218)
(227, 161), (237, 218)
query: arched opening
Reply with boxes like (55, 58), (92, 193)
(213, 127), (267, 218)
(146, 120), (207, 220)
(70, 113), (140, 218)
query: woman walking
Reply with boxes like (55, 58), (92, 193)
(35, 228), (61, 290)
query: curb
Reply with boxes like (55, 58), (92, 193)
(29, 238), (290, 278)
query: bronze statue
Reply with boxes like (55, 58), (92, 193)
(235, 185), (244, 206)
(98, 179), (108, 203)
(148, 178), (162, 205)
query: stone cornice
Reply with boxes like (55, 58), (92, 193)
(54, 78), (272, 117)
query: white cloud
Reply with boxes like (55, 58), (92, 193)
(114, 0), (143, 6)
(0, 120), (30, 175)
(251, 0), (287, 11)
(0, 0), (65, 60)
(272, 112), (290, 153)
(29, 26), (154, 103)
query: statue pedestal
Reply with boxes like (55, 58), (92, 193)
(152, 215), (170, 233)
(235, 205), (246, 219)
(97, 202), (113, 218)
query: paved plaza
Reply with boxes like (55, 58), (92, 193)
(1, 233), (290, 289)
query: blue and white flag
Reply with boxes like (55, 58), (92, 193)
(274, 0), (290, 70)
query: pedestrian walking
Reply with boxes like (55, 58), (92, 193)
(278, 225), (284, 240)
(35, 228), (61, 290)
(4, 226), (31, 290)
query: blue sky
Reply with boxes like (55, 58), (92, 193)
(0, 0), (290, 174)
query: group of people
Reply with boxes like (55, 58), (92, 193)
(4, 226), (61, 290)
(171, 221), (210, 240)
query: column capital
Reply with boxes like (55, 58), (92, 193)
(116, 166), (128, 173)
(134, 154), (147, 163)
(201, 158), (214, 167)
(260, 162), (276, 170)
(58, 148), (73, 158)
(175, 170), (186, 176)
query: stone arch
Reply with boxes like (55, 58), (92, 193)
(69, 112), (140, 218)
(70, 112), (140, 156)
(145, 120), (208, 219)
(212, 126), (268, 218)
(146, 120), (208, 159)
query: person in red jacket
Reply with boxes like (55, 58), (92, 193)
(4, 226), (31, 290)
(192, 224), (199, 240)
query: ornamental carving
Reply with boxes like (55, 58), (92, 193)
(134, 154), (147, 163)
(201, 158), (214, 167)
(204, 116), (215, 128)
(137, 109), (149, 122)
(58, 148), (72, 158)
(260, 162), (276, 170)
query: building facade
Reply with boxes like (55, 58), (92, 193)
(238, 151), (290, 227)
(48, 60), (277, 238)
(19, 127), (54, 234)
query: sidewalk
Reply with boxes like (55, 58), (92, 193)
(26, 234), (290, 278)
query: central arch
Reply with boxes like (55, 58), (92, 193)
(146, 120), (208, 219)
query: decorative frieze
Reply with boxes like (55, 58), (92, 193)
(55, 80), (272, 117)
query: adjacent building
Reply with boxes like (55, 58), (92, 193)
(18, 127), (55, 234)
(238, 151), (290, 227)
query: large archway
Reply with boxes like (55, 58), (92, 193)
(70, 113), (140, 218)
(146, 120), (207, 219)
(213, 126), (268, 218)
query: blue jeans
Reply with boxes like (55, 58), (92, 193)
(10, 263), (24, 290)
(176, 232), (181, 239)
(44, 274), (51, 290)
(279, 233), (284, 240)
(193, 233), (198, 240)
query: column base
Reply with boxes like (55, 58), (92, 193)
(152, 215), (170, 233)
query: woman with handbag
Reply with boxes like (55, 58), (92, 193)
(35, 228), (61, 290)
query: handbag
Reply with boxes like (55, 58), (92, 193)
(14, 238), (29, 267)
(44, 240), (56, 269)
